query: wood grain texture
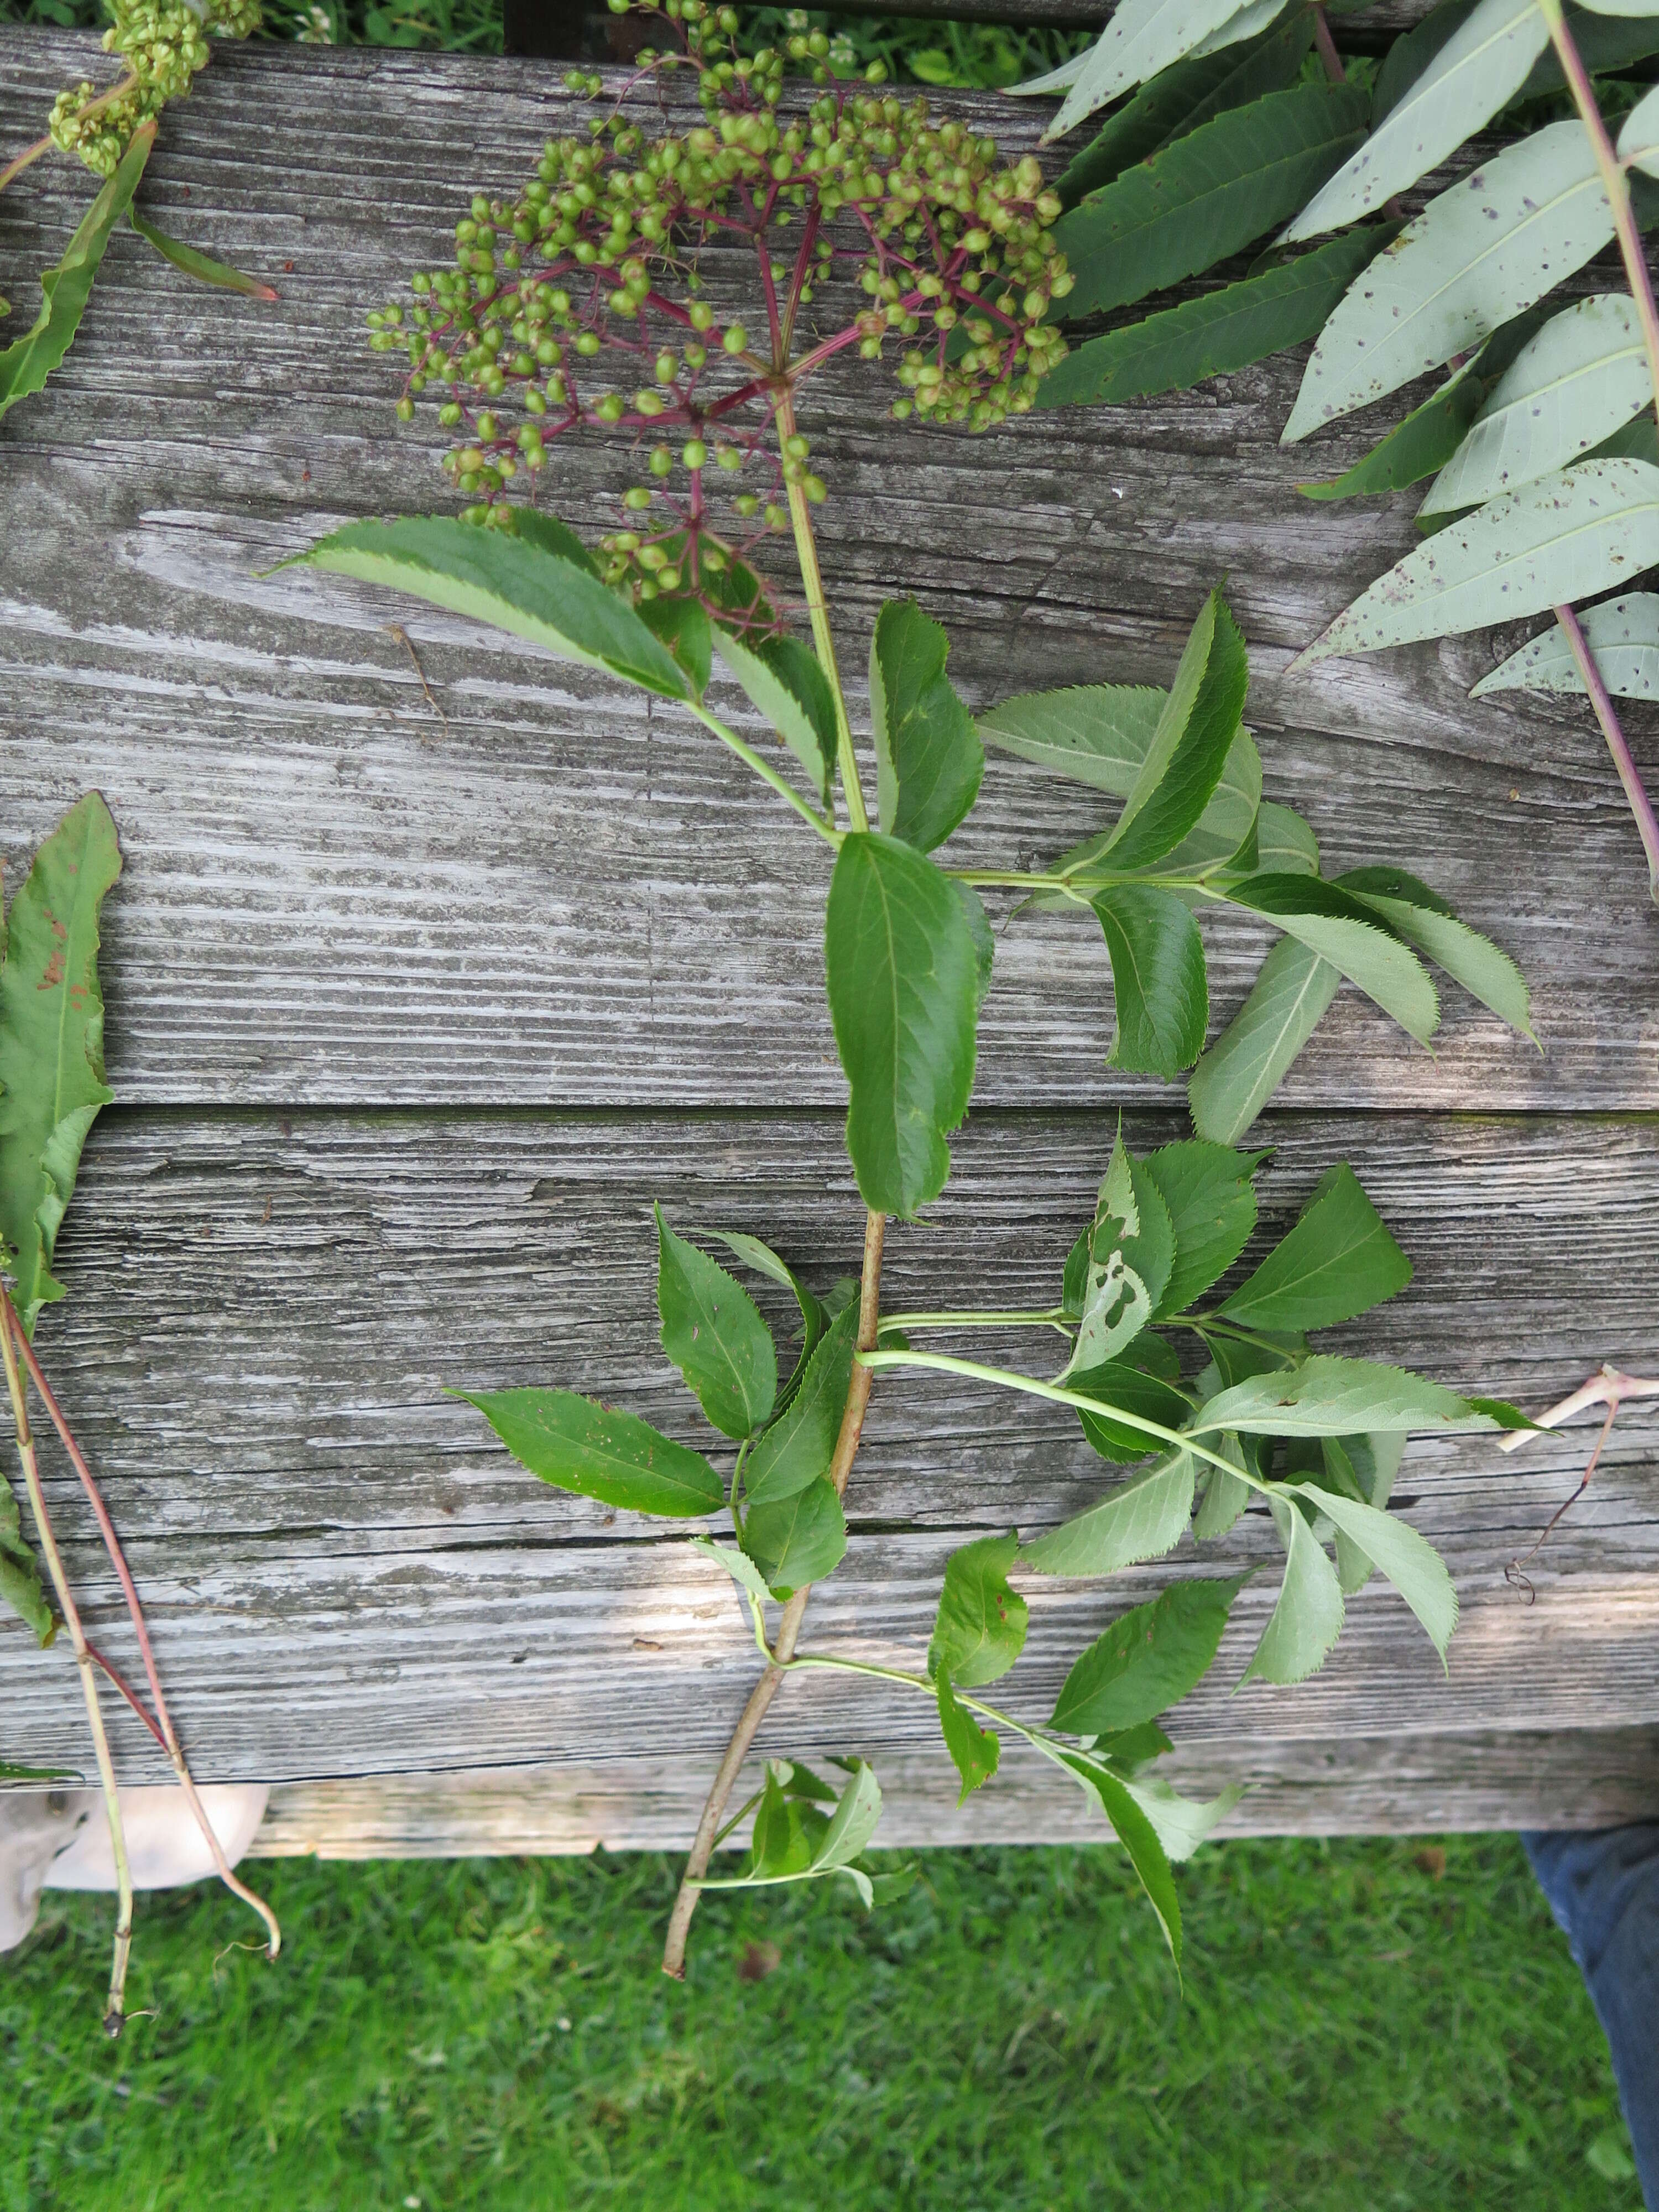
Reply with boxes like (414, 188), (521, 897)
(1, 37), (1654, 1112)
(2, 1107), (1653, 1786)
(252, 1726), (1659, 1856)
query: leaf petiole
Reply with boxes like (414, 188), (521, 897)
(688, 701), (842, 846)
(879, 1308), (1075, 1335)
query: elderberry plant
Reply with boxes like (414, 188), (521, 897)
(296, 7), (1540, 1975)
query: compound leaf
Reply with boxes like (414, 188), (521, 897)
(1223, 872), (1439, 1043)
(1286, 1481), (1458, 1661)
(1338, 867), (1535, 1037)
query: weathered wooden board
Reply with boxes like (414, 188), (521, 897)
(2, 1108), (1653, 1783)
(253, 1727), (1659, 1856)
(2, 38), (1655, 1113)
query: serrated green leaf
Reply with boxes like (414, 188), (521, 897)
(656, 1206), (776, 1441)
(1337, 867), (1535, 1037)
(1423, 297), (1650, 515)
(1289, 0), (1550, 243)
(1253, 802), (1321, 875)
(700, 1229), (827, 1370)
(458, 1387), (724, 1516)
(1058, 84), (1369, 319)
(1036, 0), (1264, 139)
(290, 516), (692, 698)
(1282, 123), (1628, 442)
(639, 594), (711, 697)
(1193, 1353), (1501, 1435)
(956, 883), (996, 1016)
(1144, 1140), (1266, 1315)
(129, 205), (280, 300)
(1102, 591), (1250, 875)
(1222, 872), (1439, 1042)
(1, 1477), (54, 1646)
(693, 1534), (775, 1616)
(1040, 225), (1394, 409)
(978, 684), (1167, 791)
(930, 1533), (1029, 1686)
(937, 1668), (1000, 1801)
(1066, 1754), (1183, 1964)
(0, 121), (155, 422)
(712, 624), (837, 810)
(1021, 1449), (1197, 1575)
(1188, 936), (1342, 1144)
(1327, 1431), (1408, 1590)
(825, 833), (981, 1219)
(1051, 1574), (1248, 1735)
(1472, 589), (1659, 700)
(1062, 1138), (1175, 1375)
(745, 1304), (857, 1504)
(1286, 1481), (1458, 1661)
(0, 792), (123, 1336)
(1297, 458), (1659, 662)
(1093, 885), (1209, 1078)
(742, 1475), (847, 1597)
(1220, 1162), (1412, 1330)
(870, 599), (983, 853)
(1239, 1494), (1345, 1684)
(496, 507), (602, 573)
(1071, 1350), (1194, 1463)
(816, 1760), (884, 1870)
(1192, 1437), (1254, 1537)
(1120, 1770), (1244, 1860)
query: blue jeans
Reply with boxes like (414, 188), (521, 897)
(1524, 1825), (1659, 2208)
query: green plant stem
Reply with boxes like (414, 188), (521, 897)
(857, 1347), (1264, 1491)
(880, 1308), (1074, 1334)
(1538, 0), (1659, 900)
(774, 386), (868, 832)
(4, 1295), (281, 1961)
(0, 1312), (133, 2036)
(1172, 1313), (1308, 1360)
(662, 1207), (886, 1978)
(688, 701), (841, 846)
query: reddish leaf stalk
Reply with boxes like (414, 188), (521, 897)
(1553, 606), (1659, 899)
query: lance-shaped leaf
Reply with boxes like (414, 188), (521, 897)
(1327, 1432), (1408, 1590)
(1239, 1495), (1345, 1684)
(498, 506), (603, 573)
(1288, 0), (1550, 243)
(1220, 1162), (1412, 1330)
(1021, 1450), (1197, 1575)
(1287, 1480), (1458, 1662)
(0, 792), (124, 1337)
(1034, 0), (1261, 140)
(1093, 886), (1209, 1079)
(1057, 83), (1369, 319)
(1055, 11), (1313, 208)
(1300, 362), (1486, 502)
(1071, 1347), (1193, 1463)
(1120, 1770), (1244, 1860)
(1622, 80), (1659, 173)
(129, 206), (280, 300)
(1337, 866), (1535, 1037)
(824, 833), (981, 1218)
(1041, 225), (1392, 409)
(1295, 457), (1659, 662)
(640, 596), (712, 696)
(1192, 1433), (1255, 1538)
(458, 1387), (724, 1516)
(1282, 123), (1625, 443)
(1144, 1140), (1266, 1315)
(1221, 872), (1440, 1043)
(742, 1475), (847, 1597)
(0, 121), (155, 423)
(701, 1229), (827, 1377)
(1423, 297), (1650, 514)
(929, 1533), (1028, 1686)
(291, 516), (693, 699)
(1051, 1575), (1248, 1735)
(1064, 1753), (1183, 1964)
(1100, 589), (1250, 873)
(2, 1478), (54, 1646)
(1063, 1136), (1175, 1375)
(656, 1207), (776, 1441)
(712, 625), (837, 809)
(1188, 936), (1341, 1144)
(1373, 0), (1482, 119)
(693, 1534), (775, 1620)
(936, 1669), (1000, 1801)
(1187, 0), (1293, 55)
(0, 1759), (83, 1786)
(870, 599), (983, 853)
(745, 1305), (857, 1504)
(1473, 589), (1659, 699)
(1192, 1353), (1505, 1436)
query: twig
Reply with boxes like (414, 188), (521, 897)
(661, 1206), (885, 1979)
(0, 134), (51, 198)
(384, 623), (451, 740)
(1505, 1400), (1618, 1599)
(4, 1293), (281, 1959)
(1553, 605), (1659, 903)
(87, 1641), (166, 1747)
(1496, 1361), (1659, 1452)
(0, 1313), (132, 2035)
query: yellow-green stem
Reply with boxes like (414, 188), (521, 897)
(774, 387), (868, 833)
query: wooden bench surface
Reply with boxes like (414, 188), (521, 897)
(2, 32), (1656, 1852)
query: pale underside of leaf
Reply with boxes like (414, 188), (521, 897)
(1040, 0), (1262, 143)
(1284, 123), (1619, 443)
(1286, 0), (1551, 242)
(1423, 295), (1650, 514)
(1297, 457), (1659, 662)
(1239, 1496), (1345, 1686)
(1472, 589), (1659, 697)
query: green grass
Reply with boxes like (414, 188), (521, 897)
(0, 1834), (1642, 2211)
(0, 0), (1093, 87)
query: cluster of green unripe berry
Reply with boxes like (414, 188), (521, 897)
(375, 0), (1071, 620)
(48, 0), (262, 178)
